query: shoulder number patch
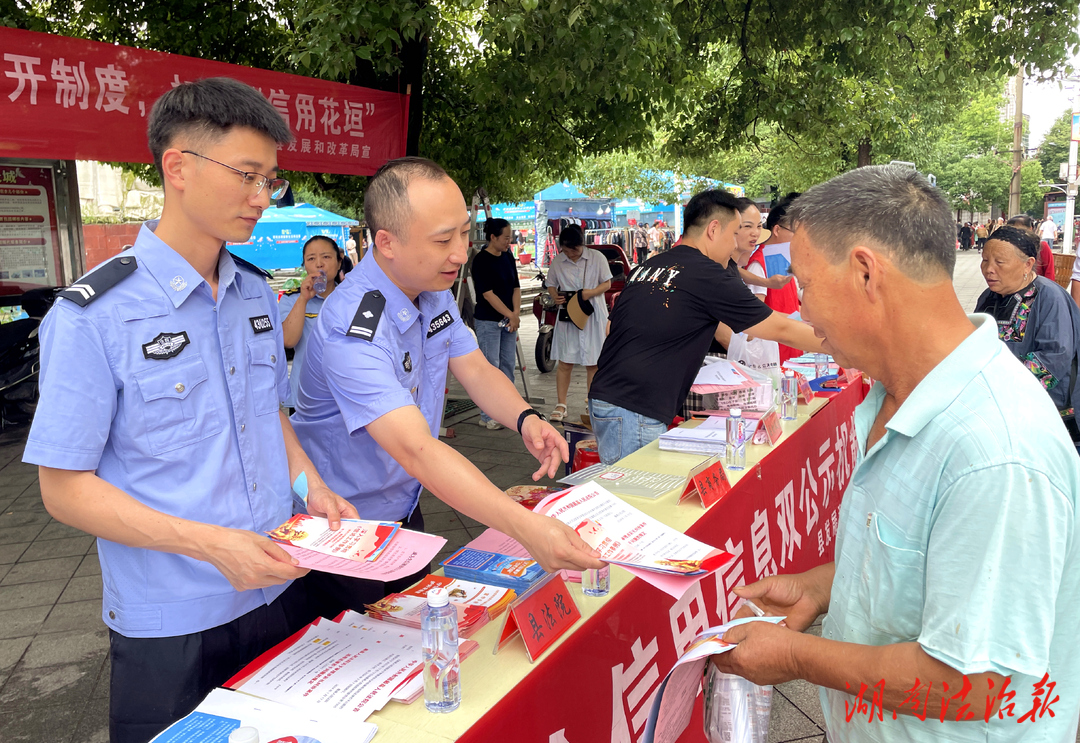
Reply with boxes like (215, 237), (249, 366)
(427, 310), (454, 338)
(347, 290), (385, 340)
(142, 331), (190, 360)
(249, 315), (273, 334)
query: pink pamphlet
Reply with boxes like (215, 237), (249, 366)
(279, 528), (445, 582)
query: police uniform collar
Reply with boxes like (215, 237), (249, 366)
(135, 221), (205, 308)
(362, 251), (439, 333)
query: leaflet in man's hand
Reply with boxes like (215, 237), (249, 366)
(268, 513), (399, 562)
(532, 482), (733, 576)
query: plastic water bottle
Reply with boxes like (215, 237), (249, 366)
(582, 565), (610, 597)
(814, 352), (829, 379)
(312, 270), (327, 295)
(421, 587), (461, 713)
(725, 408), (746, 471)
(780, 371), (798, 421)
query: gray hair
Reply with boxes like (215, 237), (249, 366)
(786, 165), (955, 281)
(364, 156), (450, 238)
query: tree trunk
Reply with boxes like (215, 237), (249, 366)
(857, 139), (872, 168)
(399, 35), (429, 156)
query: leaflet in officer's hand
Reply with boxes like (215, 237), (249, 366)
(643, 616), (785, 743)
(269, 515), (445, 582)
(532, 482), (733, 578)
(268, 513), (400, 562)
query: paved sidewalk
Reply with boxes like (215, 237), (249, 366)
(0, 249), (1038, 743)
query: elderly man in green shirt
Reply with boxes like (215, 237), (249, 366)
(713, 165), (1080, 742)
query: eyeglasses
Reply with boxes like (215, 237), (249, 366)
(181, 151), (289, 200)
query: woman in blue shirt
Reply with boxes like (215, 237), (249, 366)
(278, 235), (351, 409)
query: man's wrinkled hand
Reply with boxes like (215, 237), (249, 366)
(514, 512), (605, 573)
(306, 484), (359, 531)
(203, 527), (309, 592)
(731, 574), (823, 632)
(711, 621), (802, 686)
(521, 416), (570, 480)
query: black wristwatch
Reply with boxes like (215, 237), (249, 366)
(516, 408), (546, 434)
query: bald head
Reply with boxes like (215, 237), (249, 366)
(364, 157), (451, 239)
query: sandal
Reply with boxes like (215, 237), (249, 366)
(550, 403), (567, 422)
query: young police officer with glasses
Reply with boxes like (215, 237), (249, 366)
(23, 78), (357, 743)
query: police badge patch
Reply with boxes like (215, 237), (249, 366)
(426, 310), (453, 338)
(403, 351), (412, 372)
(249, 315), (273, 334)
(142, 331), (191, 360)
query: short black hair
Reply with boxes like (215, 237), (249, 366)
(484, 218), (511, 240)
(765, 193), (800, 232)
(787, 167), (954, 281)
(683, 190), (740, 233)
(364, 156), (450, 238)
(147, 77), (292, 181)
(988, 225), (1040, 259)
(1006, 214), (1036, 230)
(733, 197), (757, 213)
(559, 224), (585, 249)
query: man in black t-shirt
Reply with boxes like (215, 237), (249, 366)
(587, 189), (824, 464)
(471, 218), (522, 429)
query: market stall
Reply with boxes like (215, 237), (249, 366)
(218, 381), (862, 743)
(226, 204), (360, 271)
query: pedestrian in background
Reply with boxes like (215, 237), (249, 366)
(279, 235), (351, 411)
(546, 224), (611, 423)
(471, 218), (521, 430)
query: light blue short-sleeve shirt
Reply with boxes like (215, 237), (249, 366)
(290, 251), (477, 521)
(277, 291), (325, 409)
(23, 221), (293, 638)
(821, 315), (1080, 742)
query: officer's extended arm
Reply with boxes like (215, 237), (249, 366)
(38, 466), (308, 592)
(364, 405), (605, 574)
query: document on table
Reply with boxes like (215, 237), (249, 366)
(276, 527), (445, 582)
(558, 463), (692, 499)
(643, 616), (784, 743)
(150, 687), (375, 743)
(268, 514), (399, 562)
(227, 622), (420, 721)
(533, 482), (732, 576)
(691, 358), (751, 387)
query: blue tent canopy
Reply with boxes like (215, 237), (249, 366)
(227, 204), (359, 271)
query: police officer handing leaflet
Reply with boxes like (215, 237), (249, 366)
(291, 157), (605, 614)
(22, 78), (358, 743)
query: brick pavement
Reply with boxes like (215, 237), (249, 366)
(3, 250), (1064, 743)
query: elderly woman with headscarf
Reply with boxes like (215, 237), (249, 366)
(975, 226), (1080, 440)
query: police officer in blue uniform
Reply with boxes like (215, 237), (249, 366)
(291, 157), (605, 614)
(22, 78), (357, 743)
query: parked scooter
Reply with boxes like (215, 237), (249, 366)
(0, 287), (58, 427)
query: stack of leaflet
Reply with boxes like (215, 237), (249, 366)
(690, 357), (774, 410)
(365, 575), (516, 638)
(658, 416), (761, 455)
(440, 548), (547, 592)
(267, 513), (445, 583)
(225, 611), (479, 721)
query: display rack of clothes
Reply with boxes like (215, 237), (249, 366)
(584, 227), (631, 250)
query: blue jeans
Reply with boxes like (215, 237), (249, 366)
(588, 398), (668, 465)
(475, 320), (518, 422)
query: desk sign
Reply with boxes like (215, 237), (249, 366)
(842, 367), (861, 385)
(761, 408), (783, 445)
(494, 571), (580, 663)
(678, 455), (731, 509)
(795, 372), (814, 402)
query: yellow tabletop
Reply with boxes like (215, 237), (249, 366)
(367, 398), (828, 740)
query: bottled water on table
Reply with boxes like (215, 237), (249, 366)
(582, 565), (610, 597)
(780, 370), (799, 421)
(814, 352), (829, 379)
(725, 408), (746, 471)
(422, 587), (461, 713)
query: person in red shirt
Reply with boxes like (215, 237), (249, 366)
(746, 193), (802, 363)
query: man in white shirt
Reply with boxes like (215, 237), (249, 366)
(1039, 218), (1058, 246)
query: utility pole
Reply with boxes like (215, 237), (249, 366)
(1065, 92), (1079, 255)
(1008, 65), (1024, 217)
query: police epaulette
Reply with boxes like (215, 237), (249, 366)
(59, 255), (138, 307)
(228, 252), (273, 279)
(283, 288), (301, 295)
(346, 290), (385, 341)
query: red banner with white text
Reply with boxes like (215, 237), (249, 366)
(462, 382), (864, 743)
(0, 28), (408, 175)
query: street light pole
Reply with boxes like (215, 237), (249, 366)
(1065, 92), (1079, 255)
(1008, 65), (1024, 217)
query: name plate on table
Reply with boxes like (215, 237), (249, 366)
(494, 572), (580, 663)
(842, 367), (861, 385)
(678, 455), (731, 509)
(795, 372), (814, 402)
(761, 408), (783, 445)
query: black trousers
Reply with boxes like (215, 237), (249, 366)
(109, 578), (323, 743)
(302, 507), (431, 616)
